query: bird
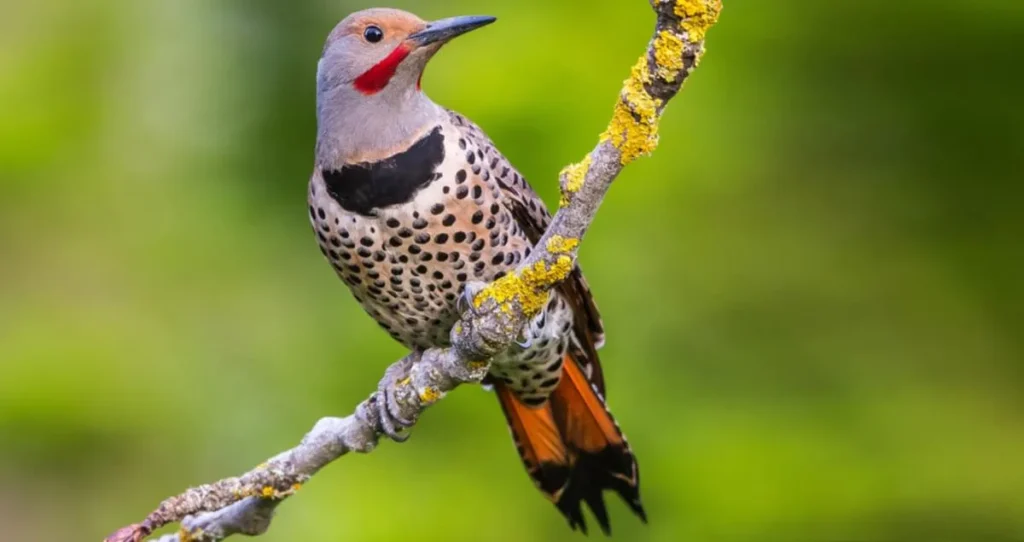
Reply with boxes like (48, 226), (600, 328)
(307, 8), (645, 534)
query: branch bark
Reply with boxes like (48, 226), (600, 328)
(106, 1), (721, 540)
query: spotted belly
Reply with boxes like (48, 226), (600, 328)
(307, 121), (571, 404)
(307, 147), (532, 350)
(309, 179), (573, 403)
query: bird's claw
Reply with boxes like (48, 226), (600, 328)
(457, 281), (487, 315)
(373, 357), (416, 442)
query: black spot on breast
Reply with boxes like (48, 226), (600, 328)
(539, 376), (560, 389)
(322, 126), (445, 216)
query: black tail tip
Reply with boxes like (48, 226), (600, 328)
(554, 447), (645, 536)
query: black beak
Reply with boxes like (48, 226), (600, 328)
(408, 15), (497, 47)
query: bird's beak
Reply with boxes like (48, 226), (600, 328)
(408, 15), (497, 47)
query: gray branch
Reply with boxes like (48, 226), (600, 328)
(105, 1), (721, 540)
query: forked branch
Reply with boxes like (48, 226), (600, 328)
(105, 1), (721, 540)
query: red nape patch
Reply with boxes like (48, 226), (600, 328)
(353, 45), (412, 95)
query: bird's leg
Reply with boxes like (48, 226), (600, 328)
(367, 353), (418, 442)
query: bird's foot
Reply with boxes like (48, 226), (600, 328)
(368, 355), (417, 442)
(457, 281), (488, 315)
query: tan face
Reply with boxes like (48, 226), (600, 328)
(318, 9), (496, 96)
(319, 9), (428, 94)
(314, 10), (496, 165)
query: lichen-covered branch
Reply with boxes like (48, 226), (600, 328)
(105, 2), (720, 541)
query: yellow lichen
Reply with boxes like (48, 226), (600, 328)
(292, 483), (303, 492)
(419, 386), (442, 404)
(558, 155), (592, 207)
(473, 256), (574, 316)
(467, 360), (488, 371)
(600, 57), (663, 165)
(546, 235), (579, 254)
(261, 486), (275, 498)
(178, 527), (201, 542)
(397, 376), (411, 387)
(653, 30), (686, 81)
(675, 0), (723, 44)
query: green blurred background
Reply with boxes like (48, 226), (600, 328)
(2, 0), (1023, 540)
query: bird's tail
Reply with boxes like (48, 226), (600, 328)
(494, 353), (646, 535)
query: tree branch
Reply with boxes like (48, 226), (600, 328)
(105, 1), (721, 540)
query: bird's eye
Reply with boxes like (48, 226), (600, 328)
(364, 25), (384, 43)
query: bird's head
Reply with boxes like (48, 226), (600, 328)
(318, 8), (496, 98)
(315, 9), (495, 165)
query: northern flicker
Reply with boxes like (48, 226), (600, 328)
(308, 9), (645, 534)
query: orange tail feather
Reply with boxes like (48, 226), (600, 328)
(495, 354), (645, 534)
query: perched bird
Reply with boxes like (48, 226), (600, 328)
(308, 8), (645, 534)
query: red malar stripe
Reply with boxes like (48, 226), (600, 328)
(353, 44), (412, 95)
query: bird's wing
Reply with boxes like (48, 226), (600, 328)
(448, 110), (609, 395)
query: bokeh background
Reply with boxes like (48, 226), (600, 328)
(2, 0), (1023, 540)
